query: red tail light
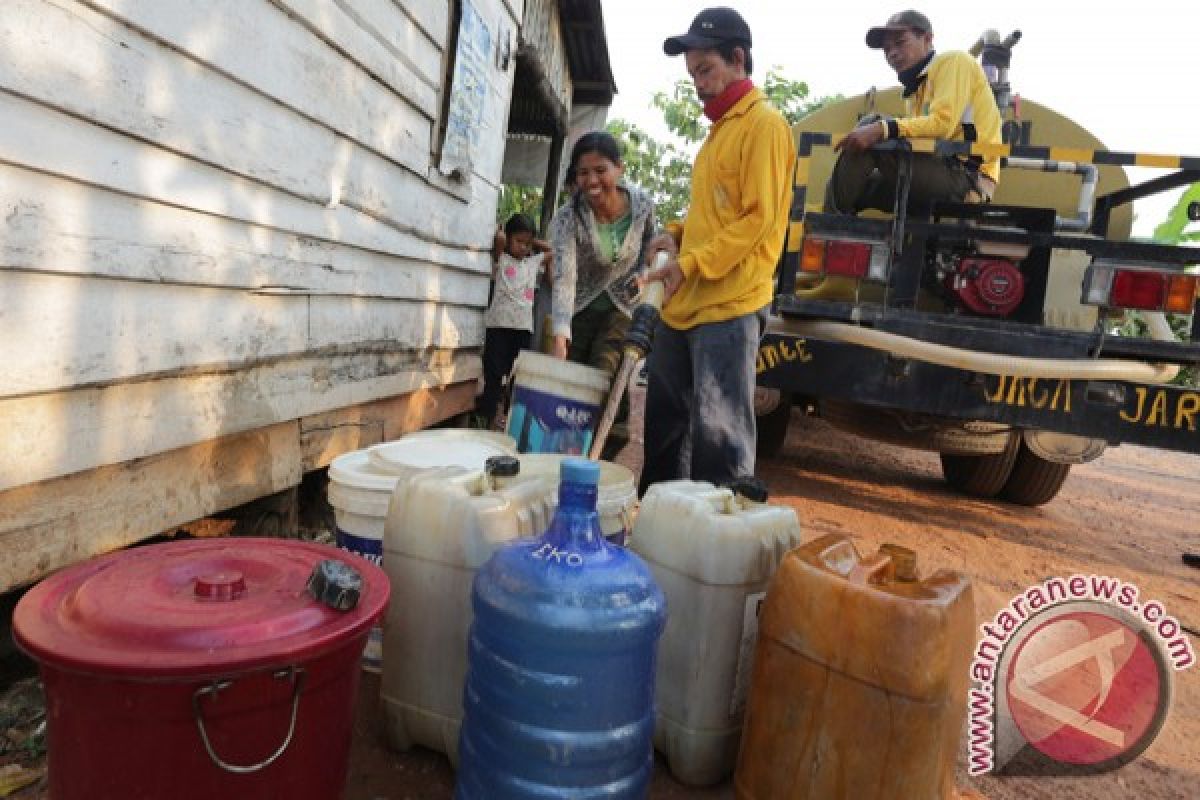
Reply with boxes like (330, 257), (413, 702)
(1110, 271), (1167, 310)
(1085, 261), (1198, 313)
(824, 241), (871, 278)
(797, 237), (889, 282)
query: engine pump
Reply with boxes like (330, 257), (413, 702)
(944, 255), (1025, 316)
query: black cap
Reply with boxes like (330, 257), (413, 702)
(485, 455), (520, 478)
(306, 559), (363, 611)
(727, 476), (769, 503)
(664, 7), (752, 56)
(866, 10), (933, 49)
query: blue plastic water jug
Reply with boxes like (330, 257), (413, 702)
(455, 458), (667, 799)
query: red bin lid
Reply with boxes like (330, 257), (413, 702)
(12, 538), (390, 680)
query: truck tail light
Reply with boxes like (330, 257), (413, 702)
(800, 238), (825, 274)
(1083, 262), (1198, 313)
(1112, 270), (1167, 310)
(1165, 274), (1198, 313)
(798, 237), (889, 282)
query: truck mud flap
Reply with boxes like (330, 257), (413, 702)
(756, 333), (1200, 455)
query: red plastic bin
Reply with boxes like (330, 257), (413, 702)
(13, 538), (389, 800)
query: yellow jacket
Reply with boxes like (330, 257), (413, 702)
(897, 50), (1002, 184)
(664, 87), (796, 330)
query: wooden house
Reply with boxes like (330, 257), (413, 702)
(0, 0), (615, 590)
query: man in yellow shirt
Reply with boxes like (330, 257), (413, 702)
(639, 7), (796, 494)
(827, 10), (1002, 214)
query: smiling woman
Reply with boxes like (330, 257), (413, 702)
(546, 131), (659, 456)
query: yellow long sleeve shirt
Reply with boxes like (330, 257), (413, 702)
(663, 87), (796, 331)
(896, 50), (1002, 184)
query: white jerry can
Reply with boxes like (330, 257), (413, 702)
(326, 430), (516, 671)
(380, 456), (557, 765)
(632, 478), (803, 787)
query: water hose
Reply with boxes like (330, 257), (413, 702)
(588, 254), (668, 460)
(774, 317), (1180, 383)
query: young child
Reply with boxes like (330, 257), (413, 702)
(476, 213), (553, 428)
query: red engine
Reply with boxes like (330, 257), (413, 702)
(945, 257), (1025, 316)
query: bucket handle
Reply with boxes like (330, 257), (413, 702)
(192, 666), (306, 774)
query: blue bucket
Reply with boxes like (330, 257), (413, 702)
(505, 350), (611, 455)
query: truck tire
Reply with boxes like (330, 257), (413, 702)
(939, 433), (1020, 498)
(756, 394), (792, 459)
(1000, 442), (1072, 506)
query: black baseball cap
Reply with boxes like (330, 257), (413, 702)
(866, 10), (933, 49)
(663, 7), (752, 56)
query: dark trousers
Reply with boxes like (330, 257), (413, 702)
(478, 327), (531, 423)
(568, 295), (630, 376)
(825, 150), (973, 215)
(570, 297), (632, 459)
(639, 307), (768, 496)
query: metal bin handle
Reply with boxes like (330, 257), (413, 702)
(192, 666), (306, 774)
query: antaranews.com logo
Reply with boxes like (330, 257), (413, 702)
(968, 574), (1195, 776)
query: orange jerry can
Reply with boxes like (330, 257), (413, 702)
(734, 535), (975, 800)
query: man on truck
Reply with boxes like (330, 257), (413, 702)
(826, 9), (1003, 214)
(639, 7), (796, 494)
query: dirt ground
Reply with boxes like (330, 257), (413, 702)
(342, 388), (1198, 800)
(746, 410), (1199, 800)
(8, 387), (1199, 799)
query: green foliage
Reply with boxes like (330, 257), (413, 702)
(763, 72), (842, 126)
(496, 184), (543, 226)
(1152, 182), (1200, 245)
(605, 118), (695, 223)
(651, 81), (706, 144)
(606, 67), (840, 225)
(1117, 184), (1200, 386)
(1109, 311), (1195, 386)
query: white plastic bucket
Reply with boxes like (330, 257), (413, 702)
(517, 454), (638, 545)
(505, 350), (610, 455)
(326, 430), (516, 670)
(366, 430), (517, 478)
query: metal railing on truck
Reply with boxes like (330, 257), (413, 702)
(757, 133), (1200, 455)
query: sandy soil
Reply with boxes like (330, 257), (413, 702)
(342, 390), (1199, 799)
(749, 412), (1199, 800)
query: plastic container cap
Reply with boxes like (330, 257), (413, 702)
(307, 559), (364, 610)
(486, 455), (520, 478)
(729, 476), (769, 503)
(561, 457), (600, 486)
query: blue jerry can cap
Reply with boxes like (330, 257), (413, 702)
(560, 457), (600, 486)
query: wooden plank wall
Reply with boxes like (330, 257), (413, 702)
(0, 0), (524, 588)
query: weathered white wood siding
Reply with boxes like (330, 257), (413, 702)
(0, 0), (524, 586)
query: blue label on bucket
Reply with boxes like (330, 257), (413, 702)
(335, 528), (383, 671)
(507, 385), (599, 455)
(335, 529), (383, 566)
